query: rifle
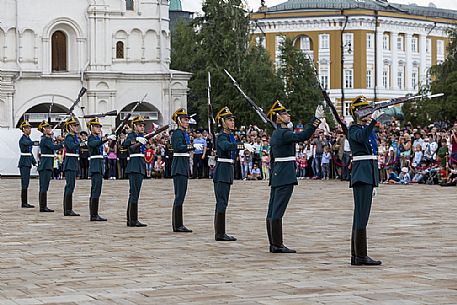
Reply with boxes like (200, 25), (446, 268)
(356, 93), (444, 118)
(82, 110), (118, 119)
(52, 87), (87, 131)
(114, 93), (148, 136)
(224, 69), (277, 129)
(144, 124), (169, 140)
(48, 96), (54, 124)
(305, 53), (348, 135)
(207, 71), (217, 146)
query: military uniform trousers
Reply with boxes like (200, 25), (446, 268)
(90, 173), (103, 199)
(213, 182), (231, 213)
(266, 184), (294, 220)
(20, 166), (31, 189)
(64, 170), (77, 195)
(352, 182), (374, 230)
(173, 174), (188, 207)
(128, 173), (144, 204)
(39, 169), (53, 193)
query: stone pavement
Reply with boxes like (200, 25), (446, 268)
(0, 178), (456, 305)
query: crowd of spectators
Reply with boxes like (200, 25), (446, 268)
(47, 120), (457, 187)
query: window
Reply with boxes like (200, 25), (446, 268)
(320, 68), (329, 90)
(412, 37), (418, 53)
(344, 69), (353, 88)
(256, 36), (266, 48)
(412, 69), (418, 90)
(397, 69), (404, 89)
(367, 69), (373, 88)
(320, 34), (329, 49)
(300, 36), (311, 51)
(52, 30), (67, 71)
(367, 33), (374, 49)
(397, 36), (404, 51)
(344, 101), (351, 117)
(383, 34), (389, 50)
(126, 0), (134, 11)
(275, 36), (285, 66)
(116, 41), (124, 59)
(437, 40), (444, 57)
(426, 38), (431, 54)
(383, 66), (390, 89)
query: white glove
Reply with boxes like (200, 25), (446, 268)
(244, 143), (255, 152)
(371, 110), (382, 120)
(193, 143), (204, 151)
(372, 187), (377, 198)
(108, 134), (117, 141)
(314, 105), (324, 118)
(136, 137), (147, 145)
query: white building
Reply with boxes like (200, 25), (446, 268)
(0, 0), (191, 131)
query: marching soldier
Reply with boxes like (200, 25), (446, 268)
(213, 107), (245, 241)
(62, 117), (81, 216)
(348, 96), (382, 266)
(265, 101), (320, 253)
(170, 108), (194, 232)
(18, 120), (37, 208)
(79, 131), (89, 179)
(123, 115), (147, 227)
(37, 120), (64, 212)
(87, 118), (115, 221)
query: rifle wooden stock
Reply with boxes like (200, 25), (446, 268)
(83, 110), (118, 118)
(144, 125), (169, 140)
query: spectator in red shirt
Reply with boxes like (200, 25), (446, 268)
(144, 143), (154, 178)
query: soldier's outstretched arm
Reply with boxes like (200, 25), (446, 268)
(64, 135), (80, 151)
(283, 117), (321, 144)
(172, 131), (191, 153)
(44, 138), (63, 151)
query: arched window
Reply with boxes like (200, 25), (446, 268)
(116, 41), (124, 59)
(52, 31), (67, 71)
(126, 0), (134, 11)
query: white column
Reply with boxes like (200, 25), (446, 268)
(391, 32), (399, 90)
(376, 31), (384, 89)
(405, 33), (413, 91)
(419, 34), (427, 86)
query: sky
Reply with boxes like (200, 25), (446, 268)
(183, 0), (457, 13)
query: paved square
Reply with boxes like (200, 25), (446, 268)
(0, 178), (456, 304)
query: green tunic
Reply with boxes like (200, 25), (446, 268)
(124, 132), (146, 176)
(213, 131), (242, 184)
(63, 133), (80, 172)
(38, 136), (63, 172)
(171, 128), (193, 177)
(18, 134), (36, 168)
(88, 134), (106, 176)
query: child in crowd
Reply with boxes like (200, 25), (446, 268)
(144, 143), (154, 178)
(412, 143), (423, 167)
(152, 155), (165, 179)
(321, 145), (331, 180)
(208, 150), (216, 179)
(261, 150), (270, 180)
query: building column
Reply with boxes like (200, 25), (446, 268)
(405, 33), (413, 91)
(419, 34), (427, 86)
(391, 32), (399, 90)
(376, 31), (384, 90)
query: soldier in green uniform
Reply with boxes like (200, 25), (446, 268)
(37, 120), (64, 212)
(348, 96), (382, 266)
(171, 108), (195, 233)
(18, 120), (37, 208)
(123, 115), (147, 227)
(62, 117), (81, 216)
(87, 118), (115, 221)
(212, 107), (245, 241)
(265, 101), (320, 253)
(79, 131), (89, 179)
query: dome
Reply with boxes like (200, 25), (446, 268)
(170, 0), (182, 11)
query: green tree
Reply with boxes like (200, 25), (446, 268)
(404, 29), (457, 126)
(277, 36), (322, 124)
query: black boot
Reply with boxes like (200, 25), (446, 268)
(21, 189), (34, 208)
(39, 192), (53, 212)
(172, 205), (192, 232)
(90, 198), (107, 221)
(127, 203), (147, 227)
(214, 212), (236, 241)
(266, 218), (273, 252)
(353, 229), (382, 266)
(63, 193), (80, 216)
(351, 229), (355, 265)
(270, 219), (296, 253)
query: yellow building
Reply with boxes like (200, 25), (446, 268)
(251, 0), (457, 120)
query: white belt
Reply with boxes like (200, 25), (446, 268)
(129, 153), (145, 158)
(174, 153), (190, 157)
(65, 153), (80, 157)
(353, 155), (377, 162)
(40, 154), (54, 158)
(217, 158), (234, 164)
(89, 155), (103, 160)
(275, 156), (296, 162)
(20, 153), (32, 156)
